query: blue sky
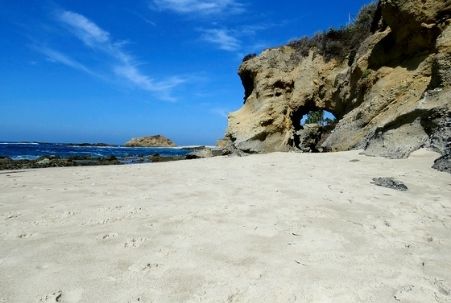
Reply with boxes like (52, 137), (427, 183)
(0, 0), (373, 145)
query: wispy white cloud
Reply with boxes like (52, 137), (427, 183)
(59, 11), (110, 46)
(151, 0), (244, 16)
(130, 11), (157, 27)
(150, 0), (272, 55)
(114, 65), (186, 101)
(42, 10), (186, 101)
(33, 46), (95, 75)
(198, 21), (280, 53)
(200, 29), (240, 52)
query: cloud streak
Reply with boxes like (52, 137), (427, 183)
(199, 25), (272, 54)
(151, 0), (244, 16)
(200, 29), (240, 52)
(59, 11), (110, 46)
(114, 65), (186, 100)
(33, 46), (95, 75)
(37, 10), (186, 101)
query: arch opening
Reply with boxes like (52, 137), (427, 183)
(291, 106), (338, 152)
(300, 110), (337, 127)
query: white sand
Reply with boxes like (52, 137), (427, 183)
(0, 149), (450, 303)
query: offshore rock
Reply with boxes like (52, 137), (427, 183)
(124, 135), (176, 147)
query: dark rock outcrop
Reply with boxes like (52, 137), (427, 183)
(432, 153), (451, 173)
(222, 0), (450, 162)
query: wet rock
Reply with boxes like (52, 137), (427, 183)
(0, 155), (120, 170)
(0, 156), (11, 163)
(149, 154), (186, 163)
(371, 177), (408, 191)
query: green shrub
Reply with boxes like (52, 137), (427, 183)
(304, 110), (337, 126)
(362, 69), (371, 78)
(305, 110), (324, 124)
(242, 53), (257, 62)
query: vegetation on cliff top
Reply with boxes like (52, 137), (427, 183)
(242, 53), (257, 63)
(287, 2), (379, 63)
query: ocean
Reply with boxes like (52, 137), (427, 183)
(0, 142), (193, 163)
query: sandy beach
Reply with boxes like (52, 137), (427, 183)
(0, 149), (450, 303)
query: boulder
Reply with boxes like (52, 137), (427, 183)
(432, 153), (451, 174)
(187, 147), (213, 159)
(36, 158), (51, 166)
(295, 124), (323, 153)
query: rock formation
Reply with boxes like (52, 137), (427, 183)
(223, 0), (450, 164)
(124, 135), (176, 147)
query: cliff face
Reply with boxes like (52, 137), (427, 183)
(224, 0), (450, 159)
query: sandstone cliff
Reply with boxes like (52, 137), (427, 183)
(223, 0), (450, 163)
(124, 135), (176, 147)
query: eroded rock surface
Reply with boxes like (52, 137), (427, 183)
(223, 0), (450, 160)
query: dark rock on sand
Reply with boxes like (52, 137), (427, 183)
(432, 154), (451, 174)
(371, 177), (408, 191)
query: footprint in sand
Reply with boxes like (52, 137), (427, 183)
(127, 296), (144, 302)
(123, 237), (146, 248)
(37, 290), (62, 302)
(128, 262), (160, 272)
(98, 232), (119, 240)
(17, 233), (33, 239)
(393, 285), (414, 301)
(433, 279), (450, 296)
(60, 211), (78, 218)
(5, 213), (20, 220)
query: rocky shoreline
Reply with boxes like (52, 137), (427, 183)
(0, 146), (227, 170)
